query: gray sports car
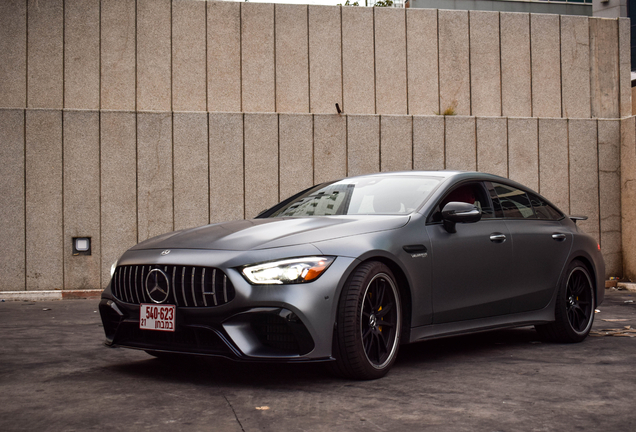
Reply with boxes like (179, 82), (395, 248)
(99, 171), (605, 380)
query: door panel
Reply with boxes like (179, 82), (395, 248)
(504, 219), (572, 313)
(427, 219), (513, 324)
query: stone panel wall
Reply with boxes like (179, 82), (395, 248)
(0, 1), (633, 289)
(0, 109), (626, 289)
(1, 2), (630, 118)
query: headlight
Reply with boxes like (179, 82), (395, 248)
(110, 260), (118, 278)
(241, 256), (335, 285)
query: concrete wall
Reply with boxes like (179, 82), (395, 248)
(0, 2), (630, 118)
(0, 109), (626, 289)
(0, 1), (633, 289)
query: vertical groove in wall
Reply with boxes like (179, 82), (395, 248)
(536, 117), (540, 188)
(340, 6), (344, 112)
(23, 109), (27, 290)
(404, 9), (409, 115)
(498, 12), (503, 117)
(62, 0), (66, 109)
(507, 118), (515, 178)
(98, 110), (102, 289)
(23, 3), (29, 287)
(436, 9), (441, 115)
(239, 3), (243, 112)
(242, 113), (245, 219)
(596, 119), (602, 247)
(170, 0), (173, 111)
(529, 13), (533, 118)
(468, 11), (472, 116)
(411, 114), (414, 170)
(171, 112), (175, 231)
(61, 112), (65, 289)
(135, 112), (139, 242)
(566, 119), (571, 213)
(474, 116), (478, 170)
(344, 115), (350, 174)
(99, 0), (102, 110)
(307, 7), (311, 113)
(274, 5), (277, 113)
(379, 115), (382, 171)
(25, 2), (29, 107)
(616, 19), (624, 118)
(589, 19), (593, 119)
(277, 114), (280, 200)
(207, 113), (210, 224)
(443, 115), (447, 169)
(373, 8), (377, 114)
(311, 114), (315, 184)
(205, 2), (208, 112)
(135, 0), (138, 112)
(559, 16), (563, 118)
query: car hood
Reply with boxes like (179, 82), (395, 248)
(131, 215), (410, 251)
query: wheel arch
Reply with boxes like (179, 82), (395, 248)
(568, 255), (598, 304)
(357, 256), (413, 345)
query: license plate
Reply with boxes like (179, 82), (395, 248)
(140, 304), (176, 332)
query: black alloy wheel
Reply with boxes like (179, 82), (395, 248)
(565, 267), (594, 333)
(535, 260), (595, 343)
(331, 261), (402, 380)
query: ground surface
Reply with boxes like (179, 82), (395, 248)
(0, 289), (635, 431)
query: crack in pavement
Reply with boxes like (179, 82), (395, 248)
(224, 395), (246, 432)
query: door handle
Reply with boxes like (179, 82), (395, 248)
(403, 244), (428, 254)
(489, 233), (506, 243)
(552, 233), (567, 241)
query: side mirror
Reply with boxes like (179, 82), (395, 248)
(441, 202), (481, 233)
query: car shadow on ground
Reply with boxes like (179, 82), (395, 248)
(102, 326), (544, 386)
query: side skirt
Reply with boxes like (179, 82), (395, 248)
(408, 307), (555, 343)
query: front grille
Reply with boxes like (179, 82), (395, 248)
(111, 265), (235, 307)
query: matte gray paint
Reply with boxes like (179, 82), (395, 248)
(101, 171), (605, 362)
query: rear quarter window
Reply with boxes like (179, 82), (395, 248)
(527, 192), (563, 220)
(492, 183), (535, 219)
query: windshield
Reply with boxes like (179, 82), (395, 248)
(266, 176), (441, 217)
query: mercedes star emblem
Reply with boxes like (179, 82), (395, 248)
(145, 268), (170, 304)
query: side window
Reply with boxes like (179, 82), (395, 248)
(492, 183), (535, 219)
(430, 181), (494, 222)
(485, 182), (504, 218)
(527, 192), (563, 220)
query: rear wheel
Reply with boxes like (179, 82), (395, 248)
(331, 261), (402, 380)
(535, 260), (595, 343)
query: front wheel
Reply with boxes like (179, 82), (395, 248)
(535, 260), (595, 343)
(331, 261), (402, 380)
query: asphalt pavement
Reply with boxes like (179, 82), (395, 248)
(1, 289), (635, 432)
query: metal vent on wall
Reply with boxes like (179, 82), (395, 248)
(111, 265), (235, 307)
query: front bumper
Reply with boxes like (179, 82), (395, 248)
(99, 250), (357, 362)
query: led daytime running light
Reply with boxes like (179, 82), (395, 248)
(242, 257), (335, 285)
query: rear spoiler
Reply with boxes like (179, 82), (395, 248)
(569, 215), (588, 224)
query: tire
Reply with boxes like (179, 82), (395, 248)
(535, 260), (595, 343)
(330, 261), (402, 380)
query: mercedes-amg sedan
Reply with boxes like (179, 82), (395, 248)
(100, 171), (604, 379)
